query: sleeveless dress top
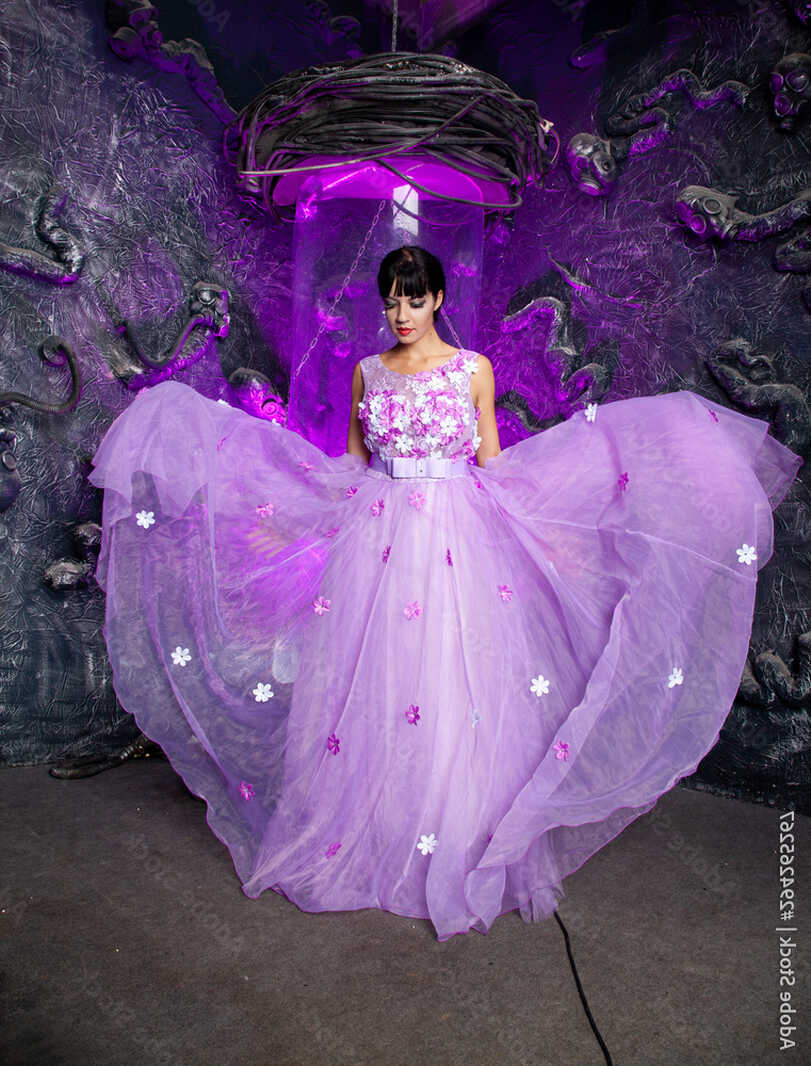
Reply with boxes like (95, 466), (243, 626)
(357, 349), (483, 462)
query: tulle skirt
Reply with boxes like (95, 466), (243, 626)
(89, 380), (802, 941)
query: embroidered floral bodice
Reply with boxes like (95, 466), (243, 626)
(357, 349), (482, 461)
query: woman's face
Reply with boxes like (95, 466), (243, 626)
(384, 278), (443, 344)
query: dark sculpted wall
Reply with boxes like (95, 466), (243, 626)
(0, 0), (808, 810)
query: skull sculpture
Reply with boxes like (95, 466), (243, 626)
(770, 53), (811, 130)
(565, 133), (618, 196)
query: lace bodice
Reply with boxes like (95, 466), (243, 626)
(357, 349), (482, 461)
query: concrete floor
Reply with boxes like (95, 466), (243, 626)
(2, 757), (808, 1066)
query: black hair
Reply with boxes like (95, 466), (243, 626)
(377, 246), (446, 321)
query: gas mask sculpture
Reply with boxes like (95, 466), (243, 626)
(565, 134), (619, 196)
(676, 185), (811, 241)
(770, 53), (811, 131)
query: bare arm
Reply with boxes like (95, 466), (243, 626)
(346, 361), (372, 463)
(471, 355), (501, 467)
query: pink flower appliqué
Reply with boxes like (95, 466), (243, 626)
(382, 544), (391, 563)
(313, 596), (331, 615)
(498, 583), (513, 602)
(370, 498), (385, 516)
(345, 485), (358, 497)
(617, 472), (629, 492)
(553, 740), (569, 761)
(474, 480), (483, 491)
(239, 781), (255, 800)
(404, 600), (422, 620)
(708, 409), (719, 423)
(256, 502), (275, 517)
(326, 841), (342, 857)
(327, 733), (340, 755)
(408, 490), (427, 511)
(405, 704), (420, 724)
(446, 548), (453, 567)
(324, 527), (341, 538)
(299, 460), (314, 471)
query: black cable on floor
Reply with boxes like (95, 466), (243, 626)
(553, 910), (614, 1065)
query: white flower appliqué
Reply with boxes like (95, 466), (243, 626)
(136, 510), (155, 529)
(171, 646), (191, 667)
(530, 674), (551, 697)
(667, 666), (684, 688)
(585, 403), (597, 422)
(253, 682), (274, 702)
(416, 833), (438, 855)
(736, 543), (757, 566)
(470, 706), (481, 727)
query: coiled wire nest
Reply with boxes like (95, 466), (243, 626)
(226, 51), (559, 221)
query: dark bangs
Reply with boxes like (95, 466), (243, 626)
(377, 246), (446, 305)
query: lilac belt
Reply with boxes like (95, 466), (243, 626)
(369, 453), (470, 479)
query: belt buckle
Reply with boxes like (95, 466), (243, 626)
(414, 457), (425, 477)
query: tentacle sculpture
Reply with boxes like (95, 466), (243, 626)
(0, 336), (80, 413)
(500, 292), (614, 422)
(104, 0), (236, 124)
(108, 282), (231, 389)
(567, 69), (751, 196)
(0, 429), (21, 513)
(605, 68), (751, 138)
(44, 522), (101, 591)
(0, 187), (84, 284)
(704, 338), (811, 458)
(739, 633), (811, 709)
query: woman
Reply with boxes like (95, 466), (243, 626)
(346, 245), (501, 469)
(90, 244), (802, 942)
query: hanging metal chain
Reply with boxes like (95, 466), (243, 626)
(392, 0), (398, 51)
(441, 306), (464, 349)
(290, 197), (388, 408)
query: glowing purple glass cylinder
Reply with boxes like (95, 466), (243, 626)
(281, 156), (490, 455)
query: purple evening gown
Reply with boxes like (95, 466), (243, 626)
(89, 347), (803, 942)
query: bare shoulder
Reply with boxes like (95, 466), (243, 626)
(351, 357), (366, 400)
(353, 355), (371, 380)
(469, 353), (493, 374)
(469, 353), (494, 402)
